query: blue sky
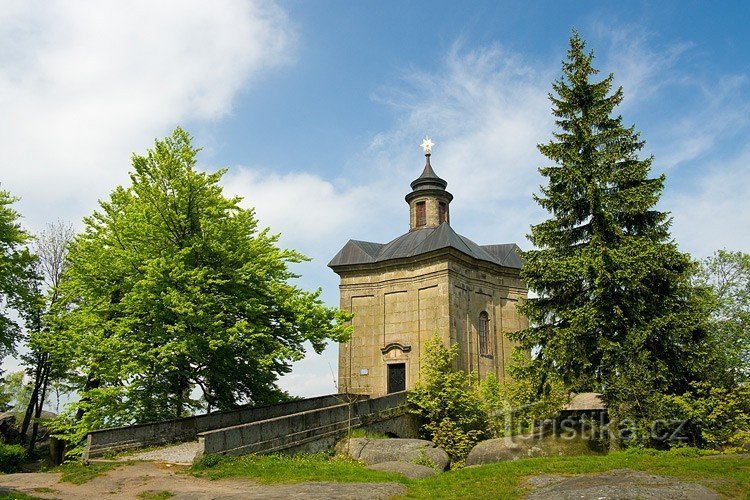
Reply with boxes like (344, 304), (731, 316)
(2, 0), (749, 397)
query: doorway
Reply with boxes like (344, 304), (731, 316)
(387, 363), (406, 393)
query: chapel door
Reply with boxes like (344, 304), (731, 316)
(387, 363), (406, 393)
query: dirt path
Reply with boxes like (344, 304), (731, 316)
(0, 461), (405, 500)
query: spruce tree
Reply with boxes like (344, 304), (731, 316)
(513, 32), (706, 432)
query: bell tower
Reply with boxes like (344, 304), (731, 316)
(406, 138), (453, 230)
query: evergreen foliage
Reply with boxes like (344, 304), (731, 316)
(408, 333), (487, 467)
(46, 128), (351, 446)
(512, 32), (708, 434)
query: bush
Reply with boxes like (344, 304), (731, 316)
(407, 333), (487, 467)
(0, 443), (26, 472)
(480, 371), (568, 437)
(664, 382), (750, 450)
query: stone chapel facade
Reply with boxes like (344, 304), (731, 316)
(329, 146), (528, 397)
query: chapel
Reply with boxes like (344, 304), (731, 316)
(329, 139), (528, 397)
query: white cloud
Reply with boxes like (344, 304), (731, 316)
(667, 149), (750, 258)
(366, 42), (557, 245)
(0, 0), (293, 233)
(594, 25), (692, 107)
(223, 168), (379, 257)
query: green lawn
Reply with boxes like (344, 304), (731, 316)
(406, 450), (749, 499)
(191, 452), (410, 484)
(190, 449), (750, 499)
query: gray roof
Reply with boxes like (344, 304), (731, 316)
(410, 155), (448, 191)
(563, 393), (606, 411)
(328, 223), (523, 269)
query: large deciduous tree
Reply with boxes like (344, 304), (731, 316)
(512, 32), (708, 435)
(50, 128), (350, 440)
(0, 189), (34, 359)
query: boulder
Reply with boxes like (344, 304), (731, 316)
(466, 434), (602, 466)
(366, 461), (437, 479)
(336, 437), (450, 471)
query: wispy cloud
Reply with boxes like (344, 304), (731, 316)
(667, 148), (750, 258)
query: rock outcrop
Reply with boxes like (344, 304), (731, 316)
(466, 434), (602, 466)
(365, 461), (437, 479)
(336, 437), (450, 471)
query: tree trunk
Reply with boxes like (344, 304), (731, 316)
(27, 361), (50, 456)
(20, 352), (47, 444)
(75, 373), (100, 420)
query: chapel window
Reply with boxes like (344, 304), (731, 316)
(439, 202), (447, 224)
(479, 311), (491, 357)
(416, 201), (426, 227)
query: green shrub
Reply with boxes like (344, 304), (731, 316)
(664, 382), (750, 450)
(408, 333), (488, 467)
(192, 453), (229, 469)
(0, 443), (26, 473)
(410, 449), (438, 470)
(480, 371), (568, 437)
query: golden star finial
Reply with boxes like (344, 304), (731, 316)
(420, 137), (435, 154)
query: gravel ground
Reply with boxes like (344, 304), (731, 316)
(121, 441), (201, 464)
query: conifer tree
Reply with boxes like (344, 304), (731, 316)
(513, 32), (706, 430)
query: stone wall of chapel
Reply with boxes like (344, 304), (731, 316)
(337, 255), (527, 397)
(447, 260), (527, 382)
(337, 259), (451, 397)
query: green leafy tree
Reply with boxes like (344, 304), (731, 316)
(696, 250), (750, 384)
(0, 189), (35, 359)
(664, 382), (750, 450)
(0, 371), (32, 411)
(18, 221), (74, 455)
(408, 333), (487, 467)
(48, 128), (350, 445)
(512, 32), (707, 439)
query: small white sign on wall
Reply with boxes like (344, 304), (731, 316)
(359, 368), (369, 376)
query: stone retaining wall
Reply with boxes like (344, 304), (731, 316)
(84, 393), (367, 459)
(195, 392), (416, 459)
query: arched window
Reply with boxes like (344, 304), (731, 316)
(479, 311), (491, 357)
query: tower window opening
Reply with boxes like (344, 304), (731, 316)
(416, 201), (426, 227)
(479, 311), (491, 357)
(439, 202), (447, 223)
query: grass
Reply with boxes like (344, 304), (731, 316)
(137, 491), (174, 499)
(0, 493), (43, 500)
(30, 488), (57, 494)
(190, 449), (749, 499)
(191, 452), (411, 484)
(346, 428), (390, 439)
(404, 449), (750, 499)
(52, 460), (130, 484)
